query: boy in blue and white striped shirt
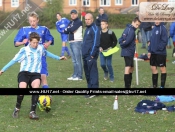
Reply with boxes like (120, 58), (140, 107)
(14, 11), (54, 89)
(0, 32), (66, 120)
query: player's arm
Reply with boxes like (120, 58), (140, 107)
(0, 48), (25, 75)
(90, 26), (101, 58)
(56, 22), (62, 33)
(64, 21), (82, 33)
(120, 30), (134, 48)
(43, 27), (54, 49)
(14, 28), (28, 47)
(45, 50), (67, 60)
(159, 27), (168, 51)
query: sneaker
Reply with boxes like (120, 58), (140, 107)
(160, 86), (164, 88)
(141, 46), (146, 49)
(67, 55), (71, 59)
(72, 77), (82, 81)
(84, 95), (96, 98)
(67, 77), (74, 80)
(172, 61), (175, 64)
(12, 108), (20, 118)
(104, 72), (108, 80)
(110, 78), (114, 83)
(29, 111), (39, 120)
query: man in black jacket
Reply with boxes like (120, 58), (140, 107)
(95, 7), (108, 28)
(148, 22), (168, 88)
(119, 17), (141, 88)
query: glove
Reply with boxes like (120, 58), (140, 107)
(45, 106), (51, 113)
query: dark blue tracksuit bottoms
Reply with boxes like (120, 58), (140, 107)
(83, 56), (99, 88)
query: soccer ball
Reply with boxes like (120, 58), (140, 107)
(38, 95), (52, 108)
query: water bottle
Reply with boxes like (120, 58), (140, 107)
(148, 110), (156, 114)
(142, 110), (156, 114)
(113, 95), (118, 110)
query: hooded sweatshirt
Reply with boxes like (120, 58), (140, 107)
(148, 24), (168, 55)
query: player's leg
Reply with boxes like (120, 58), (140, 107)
(124, 56), (132, 88)
(106, 54), (114, 82)
(150, 54), (158, 88)
(13, 71), (29, 118)
(83, 57), (90, 88)
(158, 55), (167, 88)
(61, 34), (70, 57)
(100, 52), (108, 80)
(129, 59), (134, 88)
(41, 56), (49, 88)
(29, 73), (41, 120)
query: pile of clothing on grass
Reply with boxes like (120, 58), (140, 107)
(135, 96), (175, 114)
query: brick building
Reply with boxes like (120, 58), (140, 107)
(0, 0), (174, 14)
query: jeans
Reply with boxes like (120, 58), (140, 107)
(69, 41), (83, 79)
(99, 52), (114, 80)
(141, 28), (151, 47)
(167, 37), (172, 46)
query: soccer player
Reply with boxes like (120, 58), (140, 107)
(99, 19), (117, 82)
(0, 32), (66, 119)
(148, 22), (168, 88)
(119, 17), (141, 88)
(56, 13), (71, 57)
(14, 11), (54, 89)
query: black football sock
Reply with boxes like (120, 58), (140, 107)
(124, 74), (130, 88)
(30, 95), (39, 112)
(129, 73), (133, 88)
(16, 95), (24, 109)
(161, 73), (167, 88)
(152, 73), (158, 88)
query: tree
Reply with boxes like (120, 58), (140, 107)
(41, 0), (63, 28)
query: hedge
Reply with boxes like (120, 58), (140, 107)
(0, 10), (136, 29)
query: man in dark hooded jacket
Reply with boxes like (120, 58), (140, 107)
(119, 17), (141, 88)
(148, 22), (168, 88)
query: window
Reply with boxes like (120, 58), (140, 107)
(0, 0), (2, 6)
(116, 0), (122, 5)
(168, 0), (175, 2)
(11, 0), (19, 7)
(83, 0), (90, 6)
(132, 0), (138, 6)
(69, 0), (76, 5)
(100, 0), (110, 6)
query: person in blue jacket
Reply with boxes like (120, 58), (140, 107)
(14, 11), (54, 89)
(56, 13), (71, 57)
(148, 21), (168, 88)
(170, 22), (175, 63)
(95, 7), (108, 28)
(82, 13), (100, 98)
(119, 17), (141, 88)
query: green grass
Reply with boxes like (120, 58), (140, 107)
(0, 29), (175, 131)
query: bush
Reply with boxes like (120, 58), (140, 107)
(0, 10), (136, 29)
